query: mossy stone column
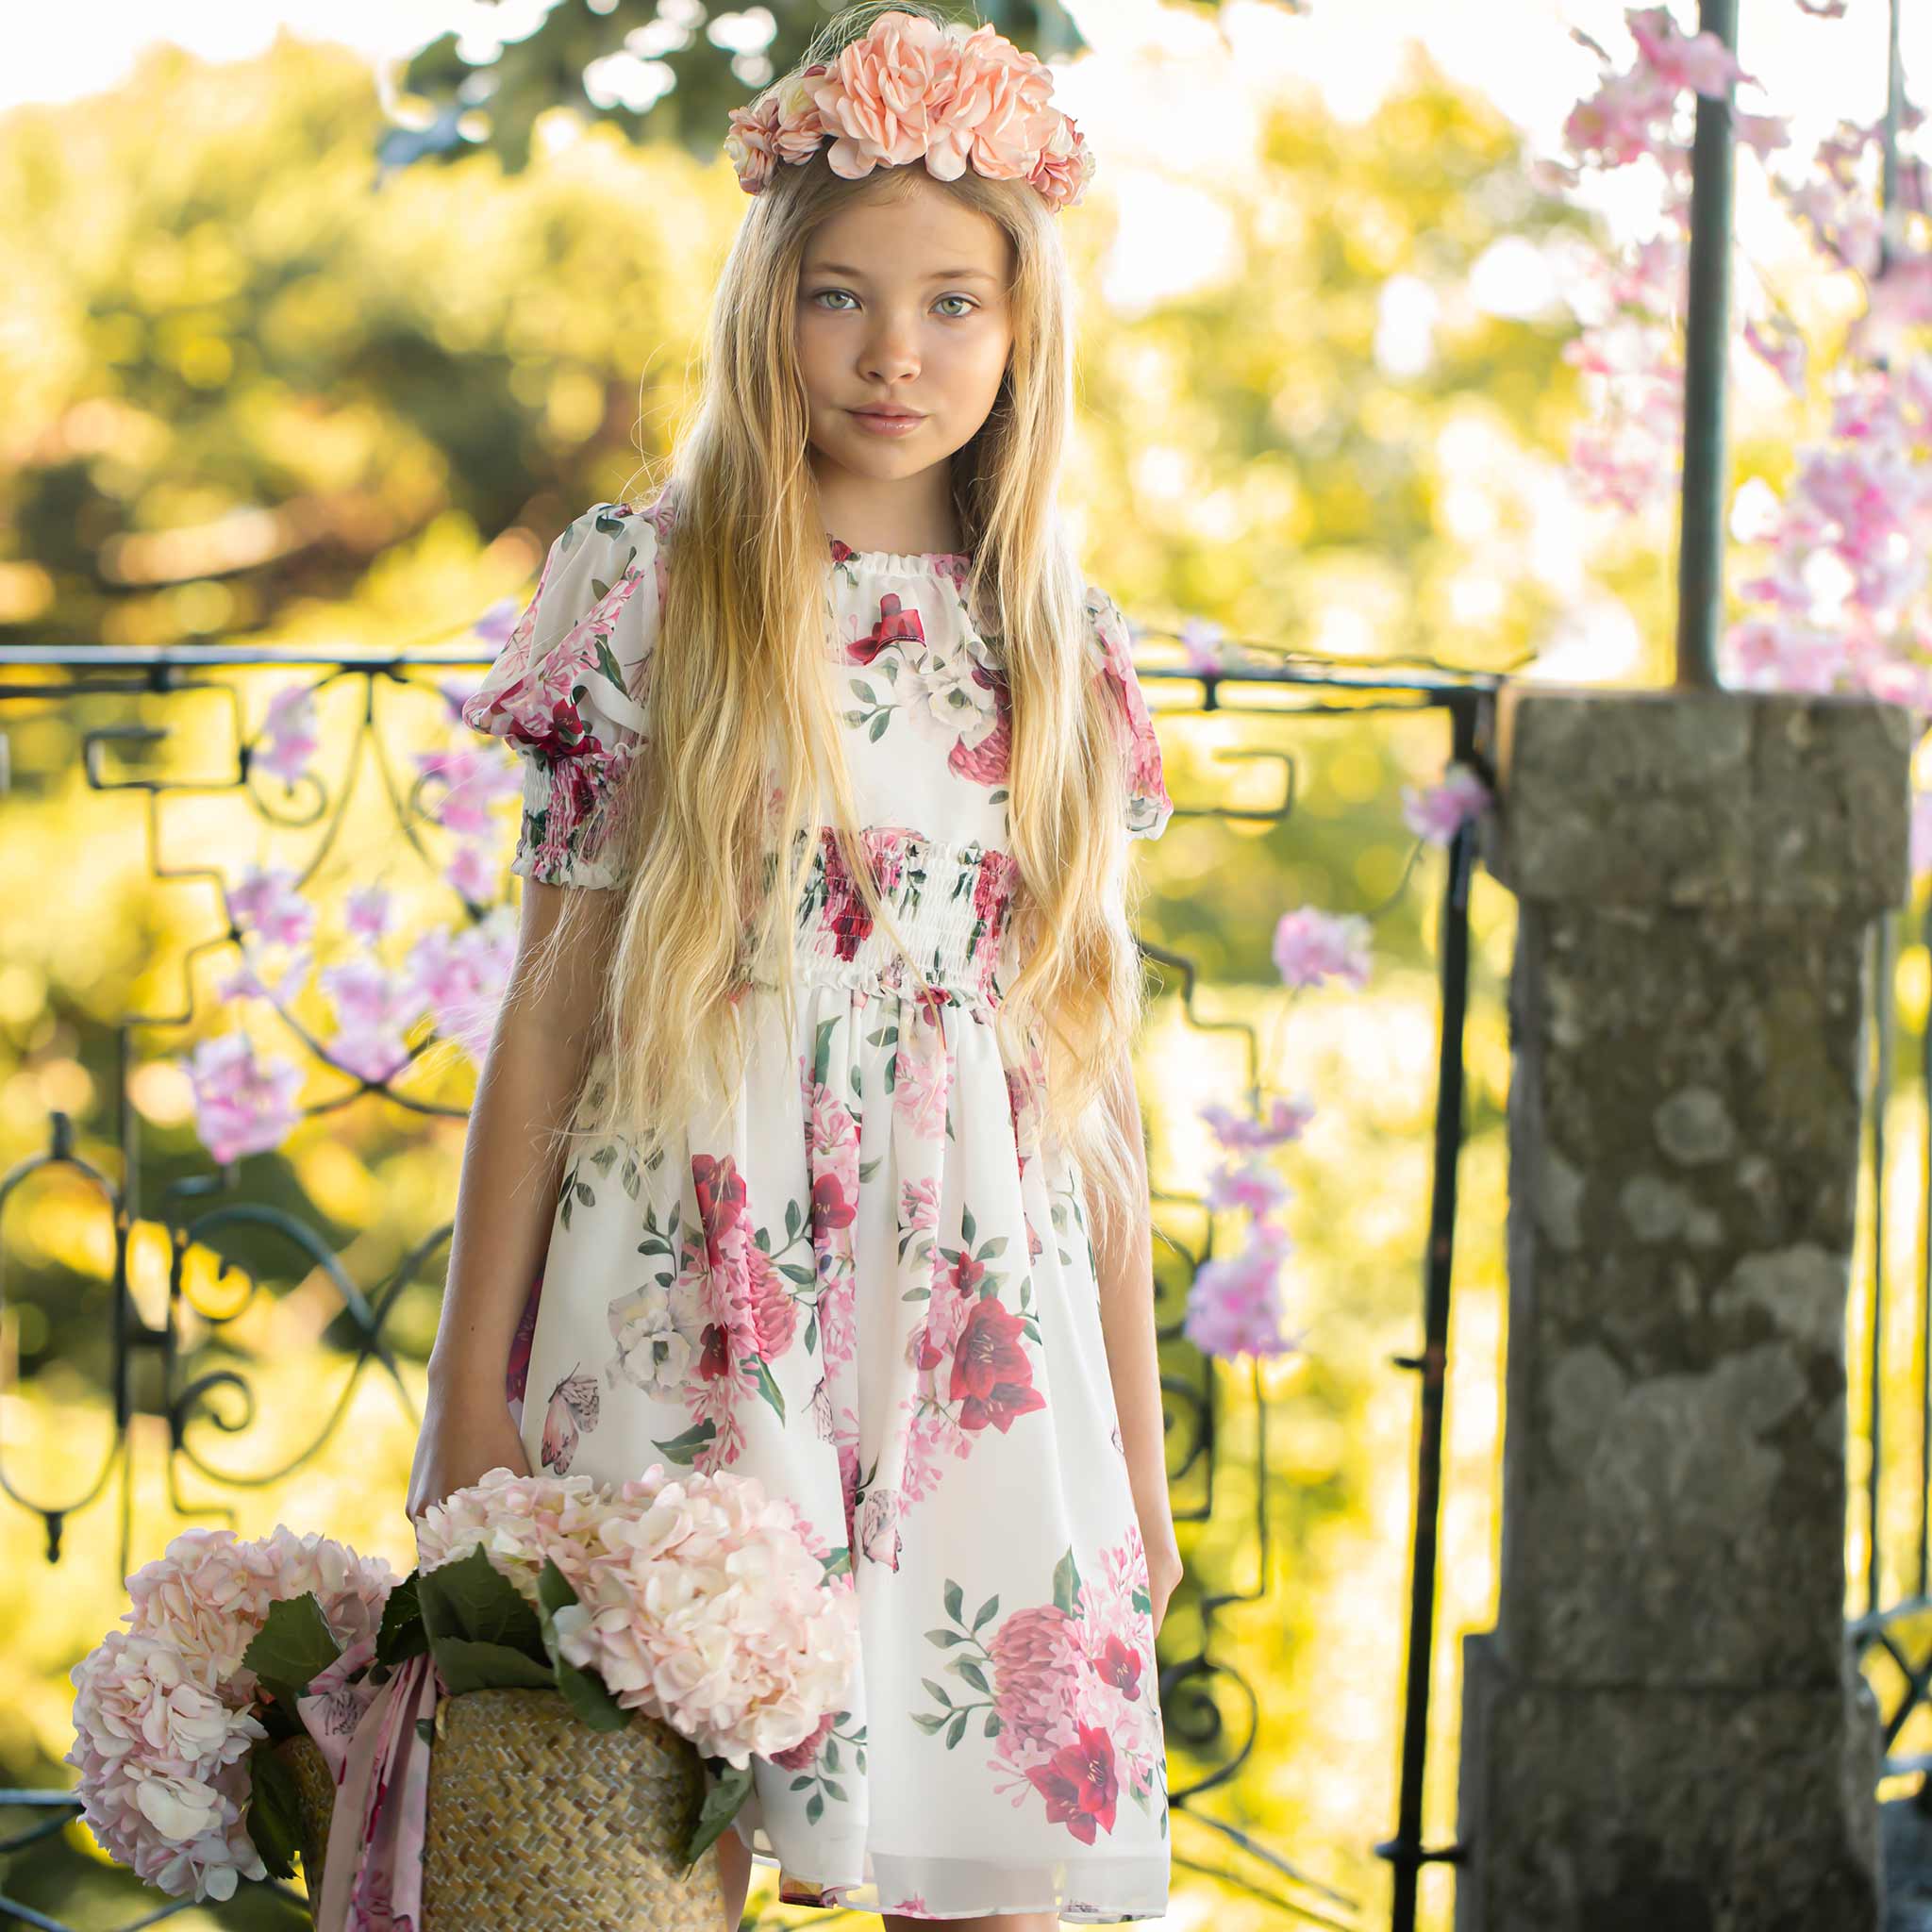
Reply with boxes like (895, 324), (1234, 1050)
(1455, 686), (1912, 1932)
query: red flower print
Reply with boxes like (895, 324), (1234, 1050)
(1094, 1634), (1143, 1701)
(844, 591), (927, 665)
(942, 1248), (990, 1298)
(691, 1153), (750, 1258)
(811, 1168), (857, 1237)
(1024, 1722), (1120, 1845)
(698, 1322), (731, 1380)
(948, 1298), (1046, 1432)
(689, 1150), (795, 1360)
(971, 847), (1018, 927)
(823, 870), (875, 959)
(505, 1269), (541, 1407)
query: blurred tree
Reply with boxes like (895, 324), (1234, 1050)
(384, 1), (1233, 180)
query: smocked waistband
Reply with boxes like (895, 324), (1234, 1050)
(749, 825), (1022, 1014)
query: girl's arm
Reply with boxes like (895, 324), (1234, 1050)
(425, 881), (623, 1395)
(1089, 1045), (1184, 1632)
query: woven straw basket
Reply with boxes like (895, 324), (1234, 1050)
(276, 1688), (726, 1931)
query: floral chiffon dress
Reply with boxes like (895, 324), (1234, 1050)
(458, 488), (1175, 1923)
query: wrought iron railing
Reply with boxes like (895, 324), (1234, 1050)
(1848, 888), (1932, 1790)
(0, 638), (1496, 1929)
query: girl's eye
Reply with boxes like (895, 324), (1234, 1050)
(807, 290), (977, 318)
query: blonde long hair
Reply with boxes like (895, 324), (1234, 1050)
(541, 0), (1156, 1258)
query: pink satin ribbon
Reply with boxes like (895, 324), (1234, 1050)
(295, 1636), (442, 1932)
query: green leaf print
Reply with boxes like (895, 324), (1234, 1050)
(921, 1677), (953, 1707)
(1052, 1546), (1083, 1617)
(592, 633), (625, 691)
(807, 1790), (824, 1824)
(972, 1593), (999, 1631)
(924, 1627), (967, 1646)
(944, 1708), (969, 1747)
(822, 1546), (851, 1577)
(962, 1206), (976, 1245)
(651, 1418), (717, 1465)
(751, 1356), (786, 1422)
(943, 1578), (964, 1624)
(954, 1657), (991, 1696)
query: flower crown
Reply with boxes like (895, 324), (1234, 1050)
(724, 9), (1095, 214)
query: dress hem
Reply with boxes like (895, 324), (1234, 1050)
(736, 1827), (1169, 1924)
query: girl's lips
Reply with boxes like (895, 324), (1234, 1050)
(852, 408), (922, 421)
(850, 408), (924, 436)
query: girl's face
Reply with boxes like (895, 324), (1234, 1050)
(795, 172), (1016, 509)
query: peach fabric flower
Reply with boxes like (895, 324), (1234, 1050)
(808, 10), (961, 180)
(928, 23), (1058, 184)
(724, 9), (1094, 212)
(723, 90), (783, 193)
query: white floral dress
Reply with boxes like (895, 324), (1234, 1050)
(459, 489), (1174, 1923)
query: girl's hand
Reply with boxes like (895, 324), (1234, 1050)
(1143, 1520), (1183, 1638)
(406, 1385), (533, 1526)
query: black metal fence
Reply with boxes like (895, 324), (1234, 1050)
(1848, 884), (1932, 1790)
(0, 639), (1497, 1929)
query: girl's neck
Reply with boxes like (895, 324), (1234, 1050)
(810, 462), (962, 559)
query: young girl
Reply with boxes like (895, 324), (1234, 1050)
(408, 6), (1179, 1925)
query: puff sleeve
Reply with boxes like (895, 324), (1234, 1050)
(460, 499), (667, 890)
(1085, 583), (1174, 841)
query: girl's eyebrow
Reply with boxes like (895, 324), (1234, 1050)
(806, 262), (999, 282)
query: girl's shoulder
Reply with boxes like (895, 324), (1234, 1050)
(455, 493), (680, 889)
(460, 493), (675, 753)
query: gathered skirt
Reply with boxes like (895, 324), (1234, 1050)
(505, 857), (1171, 1922)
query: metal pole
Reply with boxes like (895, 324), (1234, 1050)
(1674, 0), (1740, 691)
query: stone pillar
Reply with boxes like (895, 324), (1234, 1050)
(1456, 687), (1911, 1932)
